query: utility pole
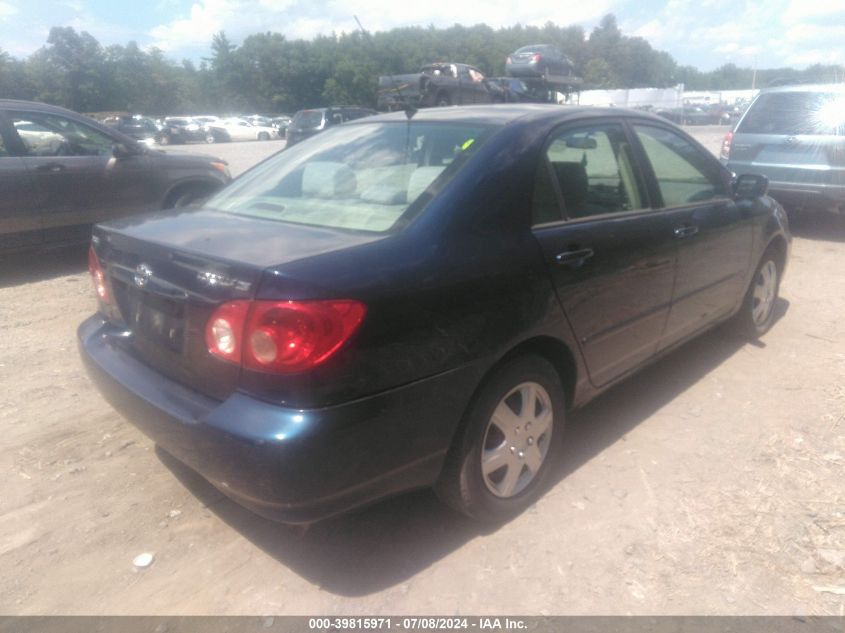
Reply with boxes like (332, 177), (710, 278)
(751, 56), (757, 91)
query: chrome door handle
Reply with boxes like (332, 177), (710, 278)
(555, 248), (594, 266)
(35, 163), (66, 173)
(674, 225), (699, 238)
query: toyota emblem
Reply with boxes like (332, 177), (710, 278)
(134, 263), (153, 288)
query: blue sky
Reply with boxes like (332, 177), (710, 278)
(1, 0), (844, 71)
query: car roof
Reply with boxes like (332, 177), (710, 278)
(760, 83), (845, 94)
(354, 104), (663, 127)
(0, 99), (88, 117)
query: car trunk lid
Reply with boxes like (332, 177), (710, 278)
(92, 209), (382, 400)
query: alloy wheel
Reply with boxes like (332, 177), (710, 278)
(481, 381), (553, 498)
(751, 260), (777, 326)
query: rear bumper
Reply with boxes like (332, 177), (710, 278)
(766, 182), (845, 214)
(79, 315), (480, 523)
(724, 161), (845, 213)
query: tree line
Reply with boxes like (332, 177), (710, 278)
(0, 15), (842, 116)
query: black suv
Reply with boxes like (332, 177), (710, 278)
(285, 107), (377, 146)
(156, 117), (215, 145)
(103, 115), (160, 145)
(0, 100), (231, 253)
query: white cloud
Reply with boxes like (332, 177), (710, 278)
(784, 0), (845, 21)
(148, 0), (613, 52)
(0, 1), (18, 20)
(626, 0), (845, 70)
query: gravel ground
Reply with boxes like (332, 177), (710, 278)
(162, 138), (286, 177)
(2, 125), (844, 615)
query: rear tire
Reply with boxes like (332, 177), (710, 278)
(734, 248), (782, 338)
(436, 356), (565, 522)
(157, 133), (171, 146)
(435, 93), (451, 108)
(258, 132), (270, 141)
(165, 186), (213, 209)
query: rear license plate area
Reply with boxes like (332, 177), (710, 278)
(127, 289), (186, 352)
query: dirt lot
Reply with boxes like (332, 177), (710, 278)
(1, 126), (844, 615)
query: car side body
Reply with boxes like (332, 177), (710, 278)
(506, 45), (576, 81)
(0, 100), (231, 253)
(285, 106), (377, 146)
(79, 105), (790, 523)
(207, 118), (279, 142)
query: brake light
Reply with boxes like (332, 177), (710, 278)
(720, 131), (733, 161)
(205, 299), (366, 373)
(532, 54), (541, 62)
(88, 246), (110, 303)
(506, 56), (513, 65)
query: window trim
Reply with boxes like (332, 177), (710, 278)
(530, 116), (654, 228)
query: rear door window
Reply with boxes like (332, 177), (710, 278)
(533, 123), (646, 223)
(738, 91), (845, 135)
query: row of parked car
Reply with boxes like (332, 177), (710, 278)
(652, 101), (750, 126)
(102, 113), (292, 146)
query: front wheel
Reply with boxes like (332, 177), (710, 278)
(436, 356), (565, 522)
(734, 251), (781, 337)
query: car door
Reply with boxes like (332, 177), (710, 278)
(629, 123), (753, 351)
(0, 112), (43, 251)
(9, 110), (153, 244)
(233, 121), (255, 141)
(531, 119), (677, 387)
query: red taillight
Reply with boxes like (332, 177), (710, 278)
(532, 54), (541, 62)
(205, 299), (366, 373)
(88, 246), (110, 303)
(720, 131), (733, 161)
(506, 56), (513, 65)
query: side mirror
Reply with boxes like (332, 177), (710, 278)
(565, 137), (598, 150)
(733, 173), (769, 199)
(112, 143), (136, 159)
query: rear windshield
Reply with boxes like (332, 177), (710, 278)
(292, 110), (325, 128)
(738, 91), (845, 135)
(204, 121), (493, 233)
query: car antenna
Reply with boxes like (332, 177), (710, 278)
(354, 15), (417, 120)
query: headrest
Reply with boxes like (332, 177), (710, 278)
(407, 166), (446, 202)
(302, 162), (357, 198)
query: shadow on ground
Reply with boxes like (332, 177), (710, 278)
(157, 298), (789, 597)
(787, 210), (845, 243)
(0, 245), (88, 288)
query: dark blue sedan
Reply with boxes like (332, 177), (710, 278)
(79, 105), (790, 524)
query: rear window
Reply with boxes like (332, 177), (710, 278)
(293, 111), (325, 128)
(738, 91), (845, 135)
(205, 121), (493, 233)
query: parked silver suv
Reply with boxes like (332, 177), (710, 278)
(721, 84), (845, 215)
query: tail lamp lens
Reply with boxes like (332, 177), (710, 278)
(205, 301), (249, 363)
(720, 131), (733, 161)
(205, 299), (366, 373)
(88, 246), (110, 303)
(532, 54), (541, 62)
